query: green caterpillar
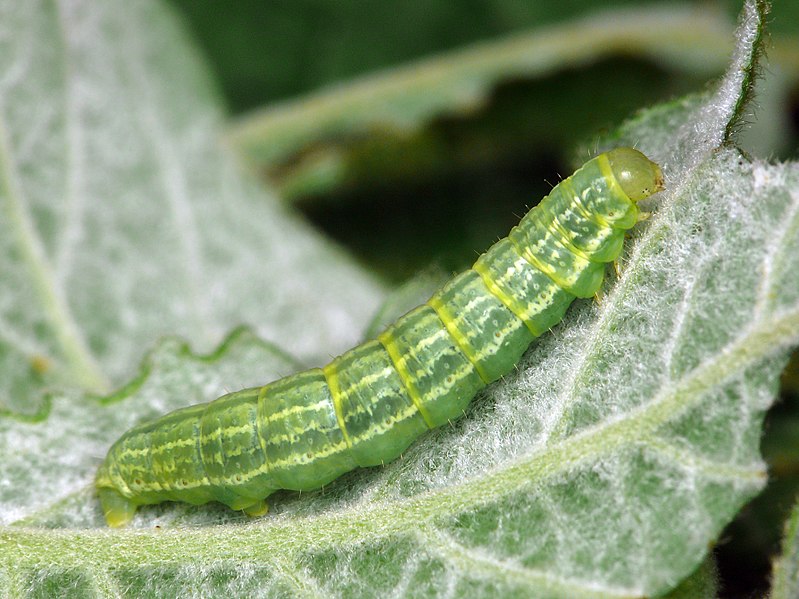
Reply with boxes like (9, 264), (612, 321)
(96, 147), (663, 527)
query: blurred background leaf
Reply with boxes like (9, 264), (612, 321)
(169, 0), (799, 283)
(769, 492), (799, 599)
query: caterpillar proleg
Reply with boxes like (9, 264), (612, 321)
(96, 147), (663, 527)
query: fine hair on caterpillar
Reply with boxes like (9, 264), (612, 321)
(96, 147), (664, 527)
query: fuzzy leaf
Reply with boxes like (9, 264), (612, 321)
(2, 1), (797, 598)
(0, 0), (384, 414)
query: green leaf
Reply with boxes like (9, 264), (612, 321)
(2, 1), (797, 597)
(0, 0), (384, 414)
(770, 495), (799, 599)
(662, 558), (718, 599)
(171, 0), (734, 113)
(226, 4), (737, 197)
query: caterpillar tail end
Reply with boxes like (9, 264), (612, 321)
(98, 487), (138, 527)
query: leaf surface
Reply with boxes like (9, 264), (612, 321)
(2, 1), (798, 598)
(0, 0), (384, 413)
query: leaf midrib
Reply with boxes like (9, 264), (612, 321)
(2, 304), (795, 574)
(0, 102), (107, 393)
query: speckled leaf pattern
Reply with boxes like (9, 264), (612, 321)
(0, 0), (384, 414)
(2, 1), (797, 598)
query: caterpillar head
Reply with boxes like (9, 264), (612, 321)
(606, 147), (664, 202)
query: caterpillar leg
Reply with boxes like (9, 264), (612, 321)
(228, 495), (269, 517)
(98, 488), (138, 528)
(614, 211), (652, 276)
(242, 499), (269, 518)
(593, 287), (604, 305)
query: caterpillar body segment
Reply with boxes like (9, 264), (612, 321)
(97, 148), (663, 527)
